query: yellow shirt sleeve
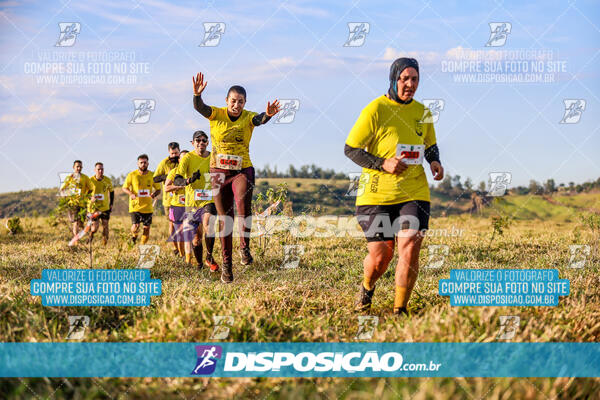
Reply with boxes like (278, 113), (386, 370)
(175, 154), (188, 177)
(107, 177), (114, 193)
(345, 104), (378, 149)
(154, 159), (166, 177)
(123, 172), (132, 190)
(423, 108), (437, 149)
(208, 106), (223, 121)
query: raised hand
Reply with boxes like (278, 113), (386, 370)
(192, 72), (208, 96)
(266, 99), (281, 116)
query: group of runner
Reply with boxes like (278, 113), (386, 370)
(59, 58), (444, 314)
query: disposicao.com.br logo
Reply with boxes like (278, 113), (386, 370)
(191, 346), (441, 376)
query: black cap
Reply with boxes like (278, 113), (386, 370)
(192, 130), (208, 140)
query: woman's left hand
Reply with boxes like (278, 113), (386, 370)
(430, 161), (444, 181)
(266, 100), (281, 116)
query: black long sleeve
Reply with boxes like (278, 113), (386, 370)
(109, 191), (114, 209)
(344, 144), (385, 171)
(424, 144), (440, 164)
(252, 112), (272, 126)
(193, 94), (213, 118)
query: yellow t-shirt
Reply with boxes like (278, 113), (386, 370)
(60, 173), (94, 207)
(345, 95), (437, 205)
(175, 151), (213, 208)
(88, 176), (113, 212)
(166, 169), (186, 208)
(123, 170), (161, 213)
(153, 157), (178, 207)
(208, 106), (258, 169)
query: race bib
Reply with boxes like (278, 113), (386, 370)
(138, 189), (150, 197)
(216, 154), (242, 170)
(178, 195), (186, 205)
(194, 189), (212, 201)
(94, 193), (104, 201)
(396, 144), (425, 165)
(70, 188), (81, 196)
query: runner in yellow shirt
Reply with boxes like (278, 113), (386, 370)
(60, 160), (94, 237)
(163, 150), (188, 259)
(88, 162), (114, 245)
(191, 72), (281, 283)
(122, 154), (161, 244)
(169, 131), (219, 273)
(344, 58), (444, 316)
(153, 142), (181, 255)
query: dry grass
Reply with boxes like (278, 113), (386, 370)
(0, 214), (599, 398)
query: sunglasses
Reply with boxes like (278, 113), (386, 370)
(193, 138), (208, 143)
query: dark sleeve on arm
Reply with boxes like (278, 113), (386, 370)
(109, 191), (114, 208)
(424, 144), (440, 164)
(153, 174), (167, 183)
(252, 112), (271, 126)
(344, 144), (384, 171)
(193, 95), (213, 118)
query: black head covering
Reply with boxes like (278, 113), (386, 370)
(388, 57), (419, 103)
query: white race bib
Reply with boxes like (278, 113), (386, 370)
(194, 189), (212, 201)
(216, 154), (242, 170)
(94, 194), (104, 201)
(396, 144), (425, 165)
(138, 189), (150, 197)
(178, 195), (186, 205)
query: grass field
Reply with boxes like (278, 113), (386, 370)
(1, 199), (599, 399)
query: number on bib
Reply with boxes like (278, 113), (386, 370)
(216, 154), (242, 170)
(396, 144), (425, 165)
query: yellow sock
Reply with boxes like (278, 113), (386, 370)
(363, 276), (375, 291)
(185, 253), (192, 264)
(394, 286), (408, 311)
(141, 234), (149, 244)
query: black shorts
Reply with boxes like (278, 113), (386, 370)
(356, 200), (430, 242)
(130, 212), (153, 226)
(98, 211), (111, 221)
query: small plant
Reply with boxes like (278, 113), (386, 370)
(252, 183), (289, 253)
(5, 217), (23, 235)
(489, 215), (512, 247)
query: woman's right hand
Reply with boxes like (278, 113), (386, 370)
(192, 72), (207, 96)
(382, 154), (408, 174)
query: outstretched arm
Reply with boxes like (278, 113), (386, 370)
(192, 72), (213, 119)
(252, 99), (280, 126)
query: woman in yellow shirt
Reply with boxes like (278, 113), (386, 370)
(191, 72), (280, 283)
(344, 58), (444, 316)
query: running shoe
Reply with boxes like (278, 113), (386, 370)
(221, 263), (233, 283)
(240, 247), (253, 265)
(204, 258), (219, 272)
(355, 284), (376, 311)
(393, 307), (409, 317)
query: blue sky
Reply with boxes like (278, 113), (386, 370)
(1, 0), (599, 193)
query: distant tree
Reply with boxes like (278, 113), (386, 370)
(478, 181), (487, 193)
(464, 177), (473, 192)
(529, 180), (541, 194)
(544, 179), (556, 194)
